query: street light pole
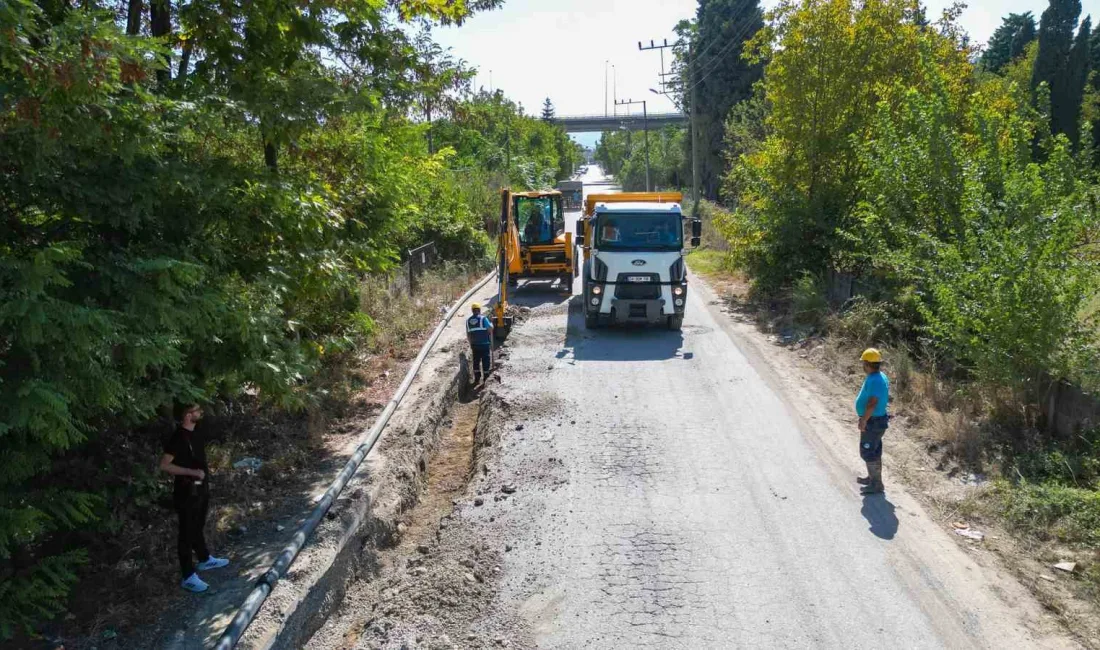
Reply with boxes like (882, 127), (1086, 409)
(612, 65), (617, 116)
(604, 60), (609, 117)
(617, 99), (650, 192)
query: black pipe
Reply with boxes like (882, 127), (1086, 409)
(214, 270), (496, 650)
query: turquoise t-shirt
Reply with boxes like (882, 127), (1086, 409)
(855, 371), (889, 417)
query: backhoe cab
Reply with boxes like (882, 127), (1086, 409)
(503, 190), (575, 292)
(494, 188), (578, 341)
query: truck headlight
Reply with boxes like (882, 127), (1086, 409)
(592, 285), (602, 295)
(590, 297), (600, 306)
(673, 286), (684, 296)
(674, 298), (684, 306)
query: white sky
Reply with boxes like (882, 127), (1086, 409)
(433, 0), (1100, 145)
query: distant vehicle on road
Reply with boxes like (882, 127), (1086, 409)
(556, 180), (584, 210)
(576, 192), (701, 331)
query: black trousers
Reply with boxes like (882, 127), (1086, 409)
(471, 345), (492, 379)
(174, 490), (211, 579)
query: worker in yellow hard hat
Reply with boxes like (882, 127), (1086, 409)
(465, 302), (494, 384)
(855, 348), (890, 494)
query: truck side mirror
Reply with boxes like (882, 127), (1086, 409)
(692, 219), (702, 238)
(575, 219), (586, 246)
(691, 237), (701, 248)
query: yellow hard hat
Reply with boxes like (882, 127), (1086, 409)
(471, 302), (482, 310)
(860, 348), (883, 363)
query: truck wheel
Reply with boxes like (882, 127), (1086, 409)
(667, 315), (684, 331)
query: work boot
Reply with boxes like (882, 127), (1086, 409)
(856, 462), (872, 486)
(860, 460), (884, 494)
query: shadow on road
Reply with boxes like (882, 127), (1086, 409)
(505, 279), (574, 310)
(861, 494), (899, 540)
(562, 299), (685, 362)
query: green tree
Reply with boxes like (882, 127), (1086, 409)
(981, 12), (1037, 72)
(1032, 0), (1091, 146)
(675, 0), (765, 200)
(541, 97), (556, 121)
(725, 0), (971, 286)
(0, 0), (507, 637)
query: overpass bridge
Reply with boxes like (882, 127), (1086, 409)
(552, 112), (688, 133)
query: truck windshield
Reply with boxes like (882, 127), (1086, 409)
(594, 212), (682, 250)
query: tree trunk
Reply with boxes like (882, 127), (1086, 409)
(126, 0), (143, 35)
(264, 140), (279, 172)
(150, 0), (172, 83)
(427, 103), (434, 154)
(179, 39), (193, 79)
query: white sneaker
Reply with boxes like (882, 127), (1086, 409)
(181, 573), (209, 593)
(196, 556), (229, 571)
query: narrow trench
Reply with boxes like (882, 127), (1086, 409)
(336, 393), (480, 649)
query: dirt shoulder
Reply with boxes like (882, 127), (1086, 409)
(687, 262), (1100, 648)
(51, 271), (497, 650)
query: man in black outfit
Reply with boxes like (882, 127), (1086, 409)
(160, 403), (229, 592)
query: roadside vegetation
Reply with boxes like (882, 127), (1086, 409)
(644, 0), (1100, 627)
(0, 0), (582, 641)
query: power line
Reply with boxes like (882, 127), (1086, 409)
(679, 13), (762, 99)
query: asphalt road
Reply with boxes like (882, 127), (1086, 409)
(306, 166), (1073, 650)
(471, 167), (1071, 649)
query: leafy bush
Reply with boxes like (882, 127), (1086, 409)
(0, 0), (575, 637)
(997, 481), (1100, 546)
(828, 298), (892, 344)
(723, 0), (1100, 399)
(791, 273), (827, 327)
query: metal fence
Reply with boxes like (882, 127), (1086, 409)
(407, 241), (438, 295)
(360, 241), (495, 306)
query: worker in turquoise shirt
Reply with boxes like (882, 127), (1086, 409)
(855, 348), (890, 494)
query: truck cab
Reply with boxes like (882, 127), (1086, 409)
(576, 193), (701, 331)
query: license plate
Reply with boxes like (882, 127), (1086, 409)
(627, 276), (648, 283)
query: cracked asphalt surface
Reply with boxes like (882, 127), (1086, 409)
(468, 167), (1074, 649)
(308, 167), (1077, 650)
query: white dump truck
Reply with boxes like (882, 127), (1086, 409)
(575, 192), (701, 331)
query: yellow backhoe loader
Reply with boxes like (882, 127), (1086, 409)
(492, 188), (576, 340)
(501, 189), (576, 292)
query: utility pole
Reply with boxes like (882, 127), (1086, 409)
(617, 99), (650, 192)
(638, 39), (673, 92)
(604, 60), (609, 117)
(640, 37), (697, 211)
(690, 43), (700, 215)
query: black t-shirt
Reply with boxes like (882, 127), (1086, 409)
(163, 426), (210, 496)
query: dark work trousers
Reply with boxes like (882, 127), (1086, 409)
(471, 344), (492, 379)
(175, 489), (211, 579)
(859, 416), (890, 462)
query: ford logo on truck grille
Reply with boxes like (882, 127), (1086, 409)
(631, 259), (646, 266)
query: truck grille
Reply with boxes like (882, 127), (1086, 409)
(614, 273), (660, 300)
